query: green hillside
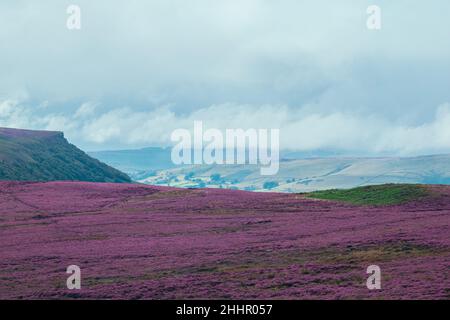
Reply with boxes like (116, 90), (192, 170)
(0, 127), (131, 183)
(306, 184), (429, 206)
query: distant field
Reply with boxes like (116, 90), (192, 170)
(135, 154), (450, 193)
(306, 184), (430, 206)
(0, 182), (448, 299)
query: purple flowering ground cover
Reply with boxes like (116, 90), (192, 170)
(0, 181), (448, 299)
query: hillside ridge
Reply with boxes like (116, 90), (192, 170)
(0, 127), (131, 183)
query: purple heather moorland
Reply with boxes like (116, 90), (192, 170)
(0, 181), (449, 299)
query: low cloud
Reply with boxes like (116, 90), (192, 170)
(2, 98), (450, 156)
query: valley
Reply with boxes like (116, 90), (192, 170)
(138, 154), (450, 192)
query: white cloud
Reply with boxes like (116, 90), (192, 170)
(2, 99), (450, 156)
(74, 102), (97, 119)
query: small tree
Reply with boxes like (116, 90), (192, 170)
(263, 181), (279, 190)
(184, 172), (195, 180)
(210, 173), (221, 183)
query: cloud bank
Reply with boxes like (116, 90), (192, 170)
(2, 98), (450, 156)
(0, 1), (449, 154)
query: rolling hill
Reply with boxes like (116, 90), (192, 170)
(138, 154), (450, 192)
(0, 127), (131, 183)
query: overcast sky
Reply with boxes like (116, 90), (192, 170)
(1, 0), (449, 154)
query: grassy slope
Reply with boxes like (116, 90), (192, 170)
(0, 130), (131, 183)
(306, 184), (429, 206)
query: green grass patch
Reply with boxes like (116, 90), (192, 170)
(306, 184), (429, 206)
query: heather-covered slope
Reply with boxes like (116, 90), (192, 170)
(0, 127), (131, 183)
(0, 182), (448, 299)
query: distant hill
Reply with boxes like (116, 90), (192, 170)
(83, 143), (450, 192)
(138, 154), (450, 192)
(0, 127), (131, 183)
(88, 147), (175, 179)
(87, 148), (342, 181)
